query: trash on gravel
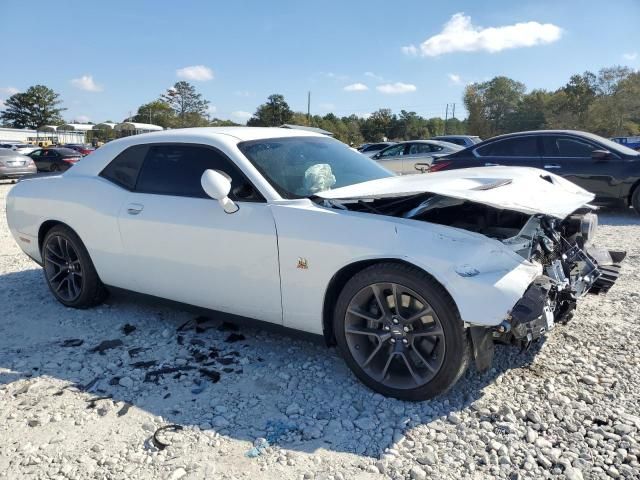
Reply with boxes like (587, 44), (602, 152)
(61, 339), (84, 347)
(225, 333), (246, 343)
(199, 368), (221, 383)
(90, 339), (124, 354)
(152, 424), (184, 451)
(176, 319), (193, 332)
(121, 324), (136, 335)
(86, 395), (112, 409)
(117, 402), (132, 417)
(144, 366), (196, 383)
(128, 347), (147, 357)
(245, 437), (270, 458)
(130, 360), (158, 369)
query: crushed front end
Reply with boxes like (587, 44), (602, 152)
(494, 211), (626, 348)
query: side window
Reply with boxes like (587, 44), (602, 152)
(30, 150), (42, 157)
(475, 137), (539, 157)
(100, 144), (149, 190)
(135, 144), (261, 201)
(542, 136), (597, 157)
(378, 144), (405, 158)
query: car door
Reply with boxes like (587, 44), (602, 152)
(28, 149), (45, 170)
(540, 135), (621, 203)
(474, 136), (543, 168)
(373, 144), (407, 174)
(115, 143), (283, 324)
(406, 142), (439, 173)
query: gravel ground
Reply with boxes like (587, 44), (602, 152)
(0, 180), (639, 480)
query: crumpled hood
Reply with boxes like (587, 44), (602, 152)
(317, 166), (595, 218)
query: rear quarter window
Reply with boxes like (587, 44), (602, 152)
(99, 144), (149, 190)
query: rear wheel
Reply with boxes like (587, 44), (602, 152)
(334, 263), (470, 401)
(42, 225), (107, 308)
(631, 186), (640, 214)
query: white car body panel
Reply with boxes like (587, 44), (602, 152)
(318, 166), (595, 219)
(5, 127), (595, 337)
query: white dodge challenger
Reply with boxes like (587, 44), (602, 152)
(6, 127), (624, 400)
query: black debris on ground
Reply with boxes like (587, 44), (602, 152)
(199, 368), (221, 383)
(128, 347), (146, 358)
(152, 424), (184, 451)
(61, 339), (84, 347)
(224, 333), (246, 343)
(90, 339), (124, 354)
(130, 360), (158, 369)
(144, 366), (196, 384)
(117, 402), (132, 417)
(109, 377), (121, 386)
(121, 324), (136, 336)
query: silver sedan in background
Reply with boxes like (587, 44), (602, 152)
(0, 149), (37, 180)
(370, 140), (463, 174)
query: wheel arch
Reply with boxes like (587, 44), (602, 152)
(38, 220), (75, 254)
(321, 258), (460, 346)
(628, 178), (640, 207)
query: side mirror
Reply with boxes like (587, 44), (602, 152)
(591, 149), (610, 160)
(201, 169), (239, 214)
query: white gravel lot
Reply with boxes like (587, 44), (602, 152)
(0, 180), (639, 480)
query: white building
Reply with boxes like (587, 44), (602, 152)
(0, 126), (85, 144)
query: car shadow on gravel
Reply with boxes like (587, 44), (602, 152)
(0, 267), (545, 458)
(597, 207), (640, 226)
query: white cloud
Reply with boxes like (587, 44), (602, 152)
(403, 12), (562, 57)
(176, 65), (214, 81)
(344, 83), (369, 92)
(623, 52), (638, 61)
(74, 115), (90, 123)
(364, 72), (384, 81)
(376, 82), (417, 94)
(231, 111), (252, 122)
(448, 73), (462, 85)
(71, 75), (103, 92)
(0, 86), (19, 95)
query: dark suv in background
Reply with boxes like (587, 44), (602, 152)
(430, 130), (640, 213)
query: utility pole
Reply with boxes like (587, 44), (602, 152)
(307, 91), (311, 125)
(444, 104), (449, 135)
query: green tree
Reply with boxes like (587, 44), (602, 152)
(0, 85), (65, 129)
(464, 77), (525, 136)
(247, 94), (293, 126)
(160, 81), (209, 127)
(132, 100), (177, 128)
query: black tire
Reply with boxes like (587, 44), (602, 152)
(334, 263), (470, 401)
(632, 186), (640, 214)
(42, 225), (107, 308)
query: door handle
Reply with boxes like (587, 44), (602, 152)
(544, 164), (561, 169)
(127, 203), (144, 215)
(484, 162), (499, 166)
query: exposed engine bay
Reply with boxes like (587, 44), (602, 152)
(318, 193), (626, 348)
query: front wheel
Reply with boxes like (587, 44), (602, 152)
(42, 225), (107, 308)
(334, 263), (470, 401)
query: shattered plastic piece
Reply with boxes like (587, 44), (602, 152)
(245, 437), (270, 458)
(130, 360), (158, 369)
(199, 368), (221, 383)
(176, 319), (193, 332)
(61, 339), (84, 347)
(225, 333), (246, 343)
(144, 366), (196, 383)
(86, 395), (112, 409)
(152, 424), (184, 451)
(163, 393), (171, 399)
(117, 402), (132, 417)
(122, 324), (136, 335)
(90, 339), (124, 354)
(128, 347), (147, 357)
(109, 377), (121, 386)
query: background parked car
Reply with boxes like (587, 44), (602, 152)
(430, 135), (482, 147)
(0, 149), (37, 180)
(430, 129), (640, 212)
(63, 143), (95, 156)
(357, 142), (396, 157)
(371, 140), (463, 174)
(27, 147), (82, 172)
(611, 136), (640, 152)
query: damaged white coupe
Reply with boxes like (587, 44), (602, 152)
(6, 128), (625, 400)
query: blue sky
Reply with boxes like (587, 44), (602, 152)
(1, 0), (639, 124)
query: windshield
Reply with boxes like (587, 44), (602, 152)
(582, 131), (640, 156)
(238, 136), (394, 198)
